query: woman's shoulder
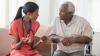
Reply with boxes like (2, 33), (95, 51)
(31, 21), (40, 30)
(32, 20), (40, 26)
(11, 18), (22, 26)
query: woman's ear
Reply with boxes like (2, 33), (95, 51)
(26, 12), (32, 19)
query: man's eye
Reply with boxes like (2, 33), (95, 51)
(60, 12), (65, 14)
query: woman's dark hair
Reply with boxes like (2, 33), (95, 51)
(14, 2), (39, 20)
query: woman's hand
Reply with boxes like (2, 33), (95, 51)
(21, 37), (29, 43)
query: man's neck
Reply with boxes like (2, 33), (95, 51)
(64, 15), (73, 25)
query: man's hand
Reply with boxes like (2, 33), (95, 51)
(41, 36), (48, 42)
(61, 37), (75, 46)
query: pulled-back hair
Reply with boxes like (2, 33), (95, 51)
(14, 2), (39, 20)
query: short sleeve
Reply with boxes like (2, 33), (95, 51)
(30, 21), (40, 40)
(9, 21), (18, 37)
(31, 21), (40, 34)
(82, 21), (93, 39)
(35, 21), (40, 32)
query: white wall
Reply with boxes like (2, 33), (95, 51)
(9, 0), (36, 27)
(35, 0), (50, 25)
(93, 32), (100, 56)
(0, 0), (8, 28)
(91, 0), (100, 32)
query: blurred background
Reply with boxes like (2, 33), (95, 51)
(0, 0), (100, 56)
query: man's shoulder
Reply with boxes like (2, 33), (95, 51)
(74, 15), (90, 25)
(74, 15), (88, 22)
(74, 15), (84, 19)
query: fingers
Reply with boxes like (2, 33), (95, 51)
(41, 36), (48, 42)
(61, 38), (74, 46)
(21, 37), (29, 43)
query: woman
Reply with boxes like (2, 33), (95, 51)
(9, 2), (42, 56)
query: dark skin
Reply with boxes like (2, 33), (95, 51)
(32, 4), (92, 47)
(13, 10), (39, 50)
(12, 35), (24, 50)
(59, 4), (74, 25)
(59, 4), (92, 46)
(41, 4), (92, 46)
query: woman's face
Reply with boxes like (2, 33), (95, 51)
(28, 9), (39, 21)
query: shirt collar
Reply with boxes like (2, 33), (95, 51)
(59, 15), (76, 26)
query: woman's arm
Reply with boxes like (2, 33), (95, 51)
(27, 37), (34, 48)
(12, 35), (23, 50)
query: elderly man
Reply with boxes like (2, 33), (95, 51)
(49, 1), (93, 56)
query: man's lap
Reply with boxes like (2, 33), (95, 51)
(53, 50), (84, 56)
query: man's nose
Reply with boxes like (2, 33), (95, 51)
(61, 12), (65, 15)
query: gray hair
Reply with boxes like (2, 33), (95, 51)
(63, 1), (75, 12)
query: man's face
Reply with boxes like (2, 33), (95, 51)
(59, 4), (74, 20)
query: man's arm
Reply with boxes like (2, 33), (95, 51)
(61, 20), (93, 46)
(61, 36), (92, 46)
(73, 36), (92, 44)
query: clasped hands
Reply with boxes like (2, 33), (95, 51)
(40, 35), (76, 46)
(21, 35), (32, 44)
(22, 35), (76, 46)
(60, 37), (76, 46)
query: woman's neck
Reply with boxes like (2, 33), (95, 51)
(24, 16), (30, 22)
